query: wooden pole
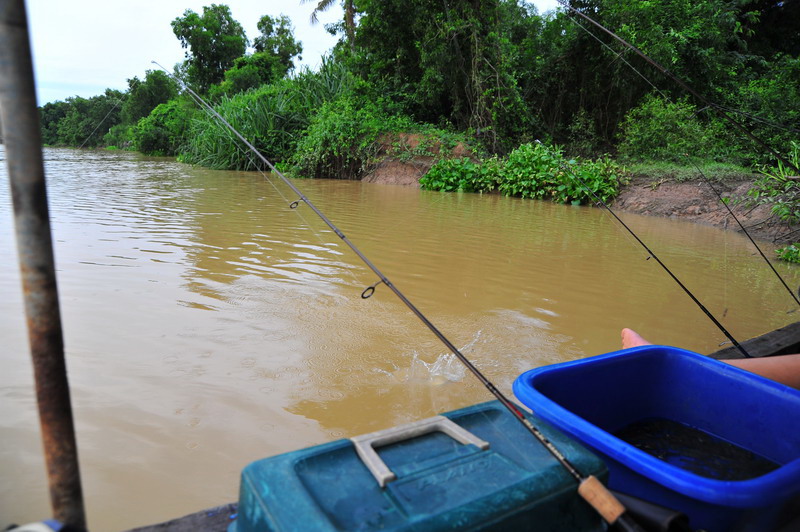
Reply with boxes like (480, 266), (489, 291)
(0, 1), (87, 529)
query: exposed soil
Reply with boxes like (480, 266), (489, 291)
(614, 175), (798, 245)
(364, 149), (799, 245)
(361, 133), (473, 186)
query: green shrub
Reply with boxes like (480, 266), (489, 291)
(420, 157), (498, 192)
(133, 99), (197, 156)
(291, 97), (416, 179)
(776, 244), (800, 264)
(499, 143), (627, 204)
(726, 55), (800, 166)
(617, 94), (741, 164)
(421, 142), (628, 205)
(180, 84), (307, 169)
(498, 143), (563, 199)
(177, 58), (356, 170)
(103, 123), (133, 149)
(747, 141), (800, 224)
(568, 156), (629, 204)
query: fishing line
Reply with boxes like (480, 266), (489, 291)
(536, 140), (752, 358)
(153, 61), (645, 531)
(709, 103), (800, 135)
(686, 156), (800, 308)
(554, 0), (800, 177)
(567, 11), (800, 137)
(561, 4), (800, 309)
(181, 78), (351, 266)
(78, 98), (123, 149)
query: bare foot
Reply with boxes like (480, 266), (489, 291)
(621, 328), (652, 349)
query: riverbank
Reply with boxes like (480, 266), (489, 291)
(614, 175), (798, 245)
(365, 154), (797, 245)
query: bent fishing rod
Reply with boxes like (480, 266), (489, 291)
(153, 62), (645, 532)
(557, 8), (800, 310)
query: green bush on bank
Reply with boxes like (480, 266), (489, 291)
(178, 58), (356, 171)
(617, 94), (743, 165)
(419, 157), (500, 192)
(133, 99), (198, 156)
(747, 141), (800, 224)
(744, 141), (800, 263)
(776, 244), (800, 264)
(421, 143), (628, 205)
(291, 96), (418, 179)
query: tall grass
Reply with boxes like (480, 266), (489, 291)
(180, 85), (304, 170)
(180, 56), (355, 171)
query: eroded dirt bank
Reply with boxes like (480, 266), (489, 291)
(614, 176), (797, 245)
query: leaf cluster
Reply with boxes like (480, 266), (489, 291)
(421, 142), (628, 205)
(747, 141), (800, 224)
(776, 244), (800, 264)
(291, 95), (417, 179)
(133, 98), (198, 156)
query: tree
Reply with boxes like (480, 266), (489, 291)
(253, 14), (303, 71)
(121, 70), (179, 125)
(210, 52), (286, 98)
(302, 0), (356, 51)
(210, 15), (303, 98)
(352, 0), (528, 151)
(171, 4), (248, 93)
(53, 90), (125, 147)
(39, 100), (71, 145)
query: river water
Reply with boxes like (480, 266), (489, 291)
(1, 147), (797, 530)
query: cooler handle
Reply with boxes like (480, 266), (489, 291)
(350, 415), (490, 487)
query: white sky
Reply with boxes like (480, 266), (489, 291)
(27, 0), (560, 105)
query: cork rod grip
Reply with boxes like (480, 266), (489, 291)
(578, 475), (626, 524)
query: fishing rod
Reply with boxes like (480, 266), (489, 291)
(537, 141), (753, 358)
(686, 157), (800, 308)
(153, 62), (645, 532)
(559, 7), (800, 310)
(554, 0), (800, 177)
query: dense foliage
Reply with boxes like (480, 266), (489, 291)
(38, 0), (798, 215)
(210, 15), (303, 100)
(747, 142), (800, 223)
(40, 90), (124, 148)
(171, 4), (248, 93)
(420, 143), (628, 205)
(132, 98), (198, 156)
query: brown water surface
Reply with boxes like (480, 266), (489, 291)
(1, 147), (797, 530)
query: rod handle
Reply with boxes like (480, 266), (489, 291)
(578, 475), (642, 530)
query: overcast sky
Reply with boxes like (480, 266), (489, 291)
(27, 1), (560, 105)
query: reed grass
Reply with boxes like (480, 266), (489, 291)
(180, 56), (355, 171)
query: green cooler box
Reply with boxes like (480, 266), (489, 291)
(230, 400), (607, 531)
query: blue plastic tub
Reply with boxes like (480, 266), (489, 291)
(513, 345), (800, 532)
(229, 400), (607, 531)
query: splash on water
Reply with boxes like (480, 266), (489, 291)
(408, 352), (467, 385)
(377, 331), (482, 385)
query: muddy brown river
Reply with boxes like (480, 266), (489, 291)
(1, 147), (797, 530)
